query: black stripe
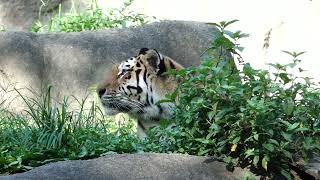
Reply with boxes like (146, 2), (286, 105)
(136, 69), (141, 85)
(136, 86), (142, 94)
(127, 85), (143, 94)
(157, 59), (166, 75)
(146, 93), (150, 106)
(169, 60), (176, 69)
(143, 68), (147, 85)
(139, 48), (149, 55)
(138, 120), (146, 131)
(155, 50), (166, 75)
(157, 105), (163, 114)
(153, 49), (162, 60)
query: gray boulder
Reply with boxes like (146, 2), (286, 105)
(0, 0), (87, 31)
(0, 21), (219, 101)
(1, 153), (255, 180)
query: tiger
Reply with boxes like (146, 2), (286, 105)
(97, 48), (184, 138)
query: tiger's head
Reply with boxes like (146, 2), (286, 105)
(97, 48), (184, 121)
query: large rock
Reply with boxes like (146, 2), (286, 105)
(1, 153), (255, 180)
(0, 0), (88, 31)
(0, 21), (219, 102)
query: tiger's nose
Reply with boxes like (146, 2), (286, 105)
(98, 88), (106, 98)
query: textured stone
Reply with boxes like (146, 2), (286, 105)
(0, 0), (87, 31)
(1, 153), (255, 180)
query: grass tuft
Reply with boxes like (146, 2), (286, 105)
(0, 85), (140, 174)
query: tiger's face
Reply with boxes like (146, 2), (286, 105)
(97, 48), (184, 121)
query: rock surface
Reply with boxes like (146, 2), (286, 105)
(0, 21), (219, 101)
(0, 0), (87, 31)
(1, 153), (253, 180)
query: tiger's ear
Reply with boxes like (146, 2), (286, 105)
(138, 48), (165, 75)
(138, 48), (150, 55)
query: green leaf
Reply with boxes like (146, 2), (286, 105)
(282, 150), (293, 160)
(280, 169), (292, 180)
(287, 122), (299, 131)
(282, 98), (295, 115)
(8, 160), (20, 167)
(281, 132), (292, 141)
(223, 19), (239, 27)
(263, 143), (275, 152)
(207, 111), (215, 120)
(279, 73), (290, 84)
(282, 50), (294, 56)
(78, 146), (88, 158)
(243, 63), (254, 78)
(232, 136), (241, 144)
(210, 123), (221, 132)
(206, 131), (215, 140)
(295, 51), (306, 57)
(282, 50), (306, 58)
(196, 138), (210, 144)
(245, 148), (255, 158)
(206, 22), (221, 28)
(268, 139), (279, 146)
(262, 156), (269, 171)
(223, 156), (232, 163)
(198, 149), (211, 156)
(253, 156), (259, 167)
(267, 129), (274, 136)
(155, 98), (174, 105)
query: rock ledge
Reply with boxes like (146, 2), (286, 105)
(2, 153), (252, 180)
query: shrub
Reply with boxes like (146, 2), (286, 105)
(144, 20), (320, 179)
(30, 0), (154, 33)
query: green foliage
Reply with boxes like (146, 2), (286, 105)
(0, 86), (140, 174)
(30, 0), (154, 33)
(144, 20), (320, 179)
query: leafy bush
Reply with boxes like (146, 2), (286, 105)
(144, 20), (320, 179)
(31, 0), (154, 33)
(0, 86), (140, 173)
